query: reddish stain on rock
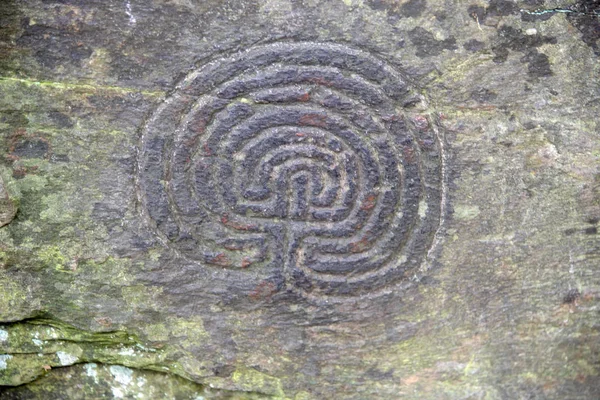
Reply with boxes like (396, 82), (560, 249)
(209, 253), (231, 267)
(299, 113), (328, 128)
(412, 115), (429, 130)
(221, 214), (257, 231)
(249, 281), (277, 300)
(94, 317), (113, 328)
(12, 165), (39, 179)
(360, 194), (377, 210)
(190, 116), (208, 134)
(308, 77), (332, 87)
(382, 114), (401, 122)
(349, 236), (373, 253)
(403, 146), (415, 162)
(298, 92), (310, 102)
(241, 257), (252, 269)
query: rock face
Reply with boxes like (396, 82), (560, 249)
(0, 0), (599, 399)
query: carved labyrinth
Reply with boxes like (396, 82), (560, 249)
(138, 42), (446, 300)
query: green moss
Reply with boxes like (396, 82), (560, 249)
(36, 245), (69, 272)
(1, 362), (219, 399)
(169, 316), (210, 344)
(453, 205), (481, 220)
(0, 353), (54, 386)
(39, 192), (77, 224)
(0, 77), (164, 98)
(231, 367), (284, 397)
(0, 168), (20, 228)
(0, 318), (280, 396)
(143, 324), (169, 342)
(0, 319), (167, 386)
(121, 285), (164, 312)
(12, 173), (48, 193)
(0, 273), (34, 321)
(0, 167), (21, 204)
(294, 391), (312, 400)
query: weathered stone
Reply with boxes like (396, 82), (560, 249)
(0, 0), (599, 398)
(0, 171), (18, 228)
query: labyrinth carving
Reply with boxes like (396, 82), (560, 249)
(137, 42), (446, 300)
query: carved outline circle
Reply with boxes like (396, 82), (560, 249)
(136, 42), (448, 301)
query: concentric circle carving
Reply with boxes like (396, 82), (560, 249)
(137, 42), (446, 300)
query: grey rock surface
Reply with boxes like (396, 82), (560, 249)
(0, 0), (599, 398)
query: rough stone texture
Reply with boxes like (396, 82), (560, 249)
(0, 0), (599, 399)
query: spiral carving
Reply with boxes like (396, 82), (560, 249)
(137, 42), (446, 300)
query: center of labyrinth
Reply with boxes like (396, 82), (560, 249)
(137, 42), (446, 300)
